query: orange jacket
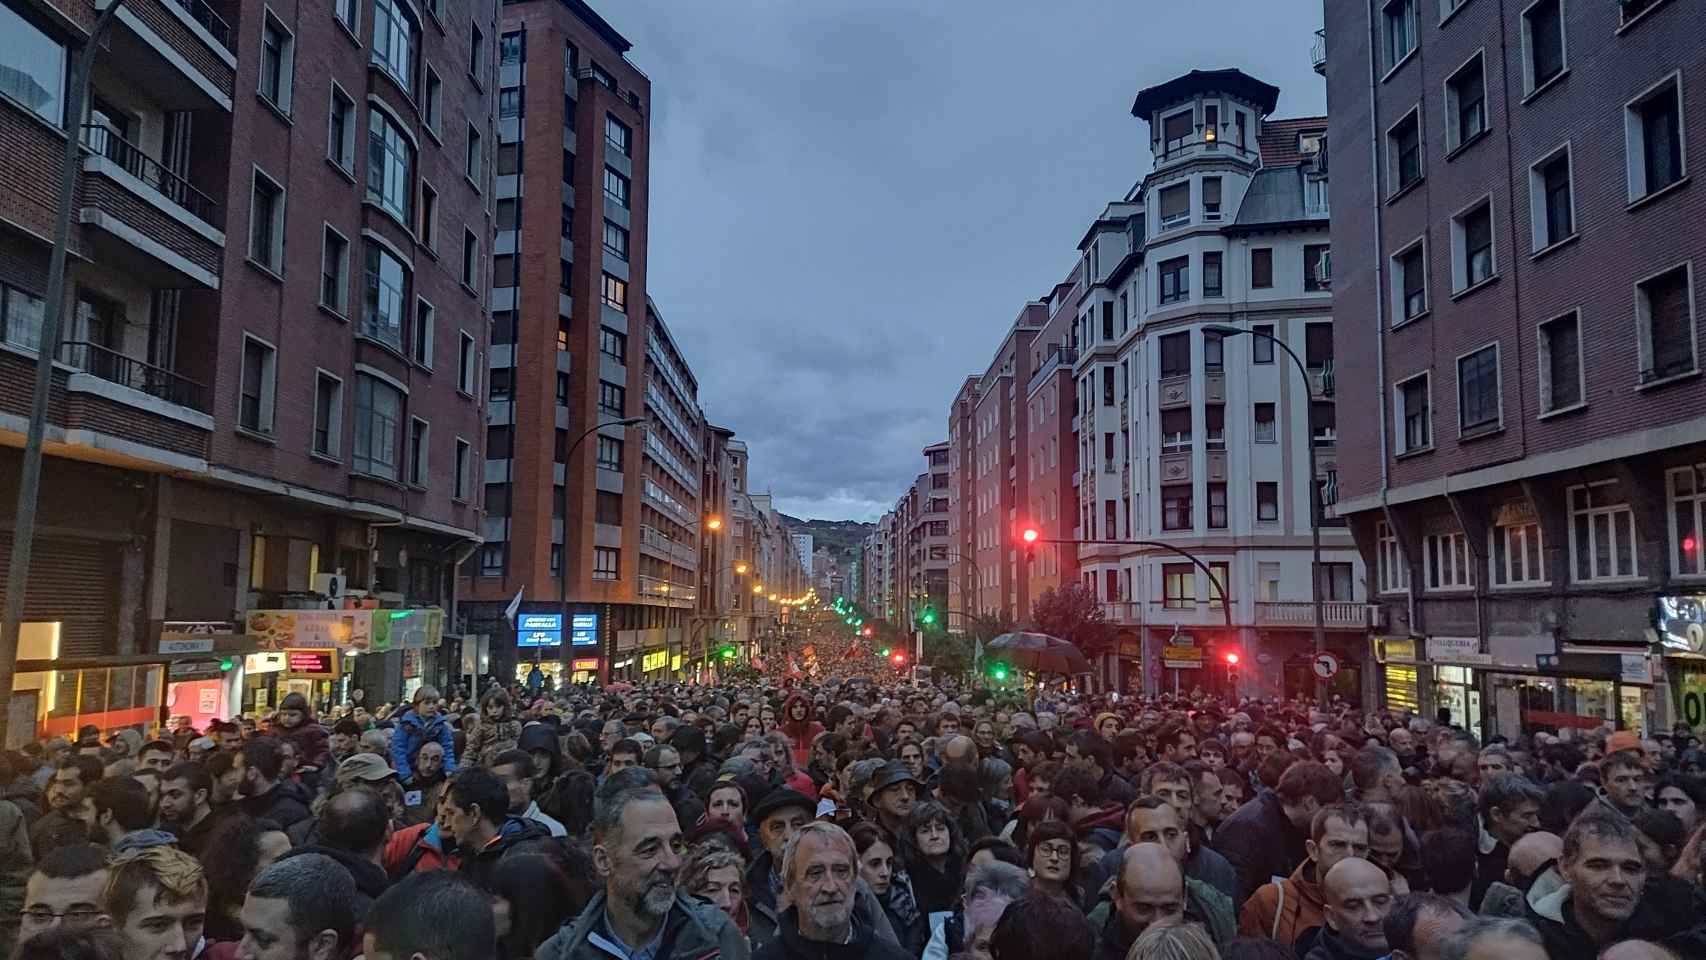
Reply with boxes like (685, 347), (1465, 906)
(1237, 859), (1323, 948)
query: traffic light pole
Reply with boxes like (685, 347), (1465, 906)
(1030, 538), (1233, 629)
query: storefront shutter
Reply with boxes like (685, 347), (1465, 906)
(0, 534), (118, 657)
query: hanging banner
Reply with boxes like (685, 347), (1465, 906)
(371, 609), (443, 652)
(246, 611), (372, 651)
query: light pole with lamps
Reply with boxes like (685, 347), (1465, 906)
(1203, 324), (1328, 705)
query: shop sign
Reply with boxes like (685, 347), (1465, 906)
(642, 651), (669, 672)
(1621, 654), (1652, 684)
(168, 659), (225, 681)
(286, 651), (336, 676)
(1376, 637), (1417, 663)
(572, 658), (601, 671)
(1656, 594), (1706, 653)
(518, 614), (563, 648)
(401, 648), (423, 678)
(670, 654), (682, 672)
(371, 609), (443, 652)
(159, 637), (214, 654)
(1678, 670), (1706, 727)
(571, 613), (599, 646)
(244, 652), (286, 674)
(160, 621), (240, 652)
(246, 611), (373, 651)
(1119, 638), (1141, 658)
(1162, 645), (1202, 669)
(1426, 636), (1490, 664)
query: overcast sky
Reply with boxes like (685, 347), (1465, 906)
(618, 1), (1326, 522)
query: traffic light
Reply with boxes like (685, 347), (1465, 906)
(219, 658), (234, 672)
(890, 651), (907, 667)
(719, 646), (737, 660)
(989, 663), (1009, 682)
(1224, 652), (1240, 665)
(918, 606), (937, 626)
(879, 647), (891, 657)
(862, 626), (873, 637)
(1021, 526), (1040, 562)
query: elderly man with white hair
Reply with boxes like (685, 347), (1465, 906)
(754, 822), (913, 960)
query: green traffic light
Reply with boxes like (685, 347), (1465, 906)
(219, 658), (234, 672)
(879, 647), (891, 657)
(719, 646), (736, 660)
(990, 664), (1008, 681)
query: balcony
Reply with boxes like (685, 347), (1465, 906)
(1158, 375), (1191, 410)
(0, 346), (211, 469)
(61, 341), (208, 413)
(109, 0), (238, 106)
(1102, 601), (1143, 624)
(1311, 29), (1327, 76)
(79, 126), (223, 289)
(637, 574), (696, 608)
(639, 524), (699, 569)
(1253, 601), (1371, 630)
(1027, 346), (1078, 395)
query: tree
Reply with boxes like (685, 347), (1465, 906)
(1027, 583), (1113, 656)
(923, 631), (974, 680)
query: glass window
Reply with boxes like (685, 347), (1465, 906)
(1252, 324), (1274, 363)
(1, 284), (46, 353)
(1425, 532), (1471, 589)
(602, 273), (627, 310)
(367, 108), (415, 223)
(1251, 248), (1273, 289)
(1490, 519), (1546, 586)
(1399, 375), (1430, 451)
(1254, 402), (1276, 443)
(313, 373), (341, 457)
(362, 243), (408, 350)
(1570, 482), (1639, 582)
(606, 115), (631, 156)
(1457, 345), (1500, 431)
(1159, 257), (1189, 304)
(1525, 0), (1564, 90)
(1203, 252), (1223, 298)
(1377, 521), (1410, 592)
(353, 374), (402, 479)
(1391, 112), (1421, 191)
(1163, 563), (1195, 609)
(0, 5), (66, 125)
(603, 220), (629, 260)
(372, 0), (418, 95)
(1540, 312), (1581, 411)
(1256, 482), (1279, 522)
(1639, 265), (1694, 382)
(604, 166), (630, 206)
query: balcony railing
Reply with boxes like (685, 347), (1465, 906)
(81, 125), (221, 228)
(1253, 601), (1370, 629)
(1102, 601), (1143, 624)
(167, 0), (233, 52)
(60, 341), (209, 412)
(1311, 29), (1327, 74)
(1027, 346), (1078, 394)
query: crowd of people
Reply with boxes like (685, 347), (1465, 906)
(0, 678), (1703, 960)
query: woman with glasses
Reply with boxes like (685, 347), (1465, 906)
(1024, 819), (1083, 904)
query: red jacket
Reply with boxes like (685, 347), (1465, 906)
(381, 821), (460, 877)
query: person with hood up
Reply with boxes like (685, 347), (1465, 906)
(272, 692), (331, 777)
(389, 685), (457, 783)
(469, 687), (523, 769)
(522, 721), (597, 836)
(778, 694), (823, 770)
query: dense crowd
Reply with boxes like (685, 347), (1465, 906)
(1, 680), (1704, 960)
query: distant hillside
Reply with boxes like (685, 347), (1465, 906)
(777, 515), (875, 570)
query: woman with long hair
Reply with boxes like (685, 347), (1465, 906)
(491, 852), (590, 959)
(851, 821), (924, 954)
(896, 799), (966, 915)
(777, 693), (824, 768)
(763, 730), (817, 796)
(1024, 819), (1083, 904)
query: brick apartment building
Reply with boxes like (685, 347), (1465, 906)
(0, 0), (494, 709)
(970, 305), (1044, 621)
(1326, 0), (1705, 734)
(1023, 272), (1084, 607)
(946, 375), (979, 629)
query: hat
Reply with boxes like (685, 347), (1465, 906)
(187, 737), (216, 753)
(865, 760), (922, 799)
(279, 692), (309, 713)
(335, 752), (398, 786)
(750, 787), (816, 824)
(1606, 731), (1642, 755)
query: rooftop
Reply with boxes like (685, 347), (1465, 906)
(561, 0), (633, 54)
(1257, 116), (1328, 168)
(1131, 69), (1280, 120)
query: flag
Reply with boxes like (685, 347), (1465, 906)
(503, 587), (525, 627)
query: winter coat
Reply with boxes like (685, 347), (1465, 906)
(276, 718), (331, 772)
(0, 800), (30, 960)
(470, 713), (523, 769)
(1214, 788), (1308, 906)
(382, 821), (459, 878)
(535, 888), (749, 960)
(1087, 872), (1236, 960)
(778, 693), (824, 769)
(745, 848), (900, 953)
(1524, 875), (1692, 960)
(1238, 860), (1324, 947)
(277, 844), (389, 920)
(390, 707), (458, 782)
(401, 773), (449, 827)
(753, 906), (913, 960)
(902, 853), (963, 916)
(1301, 925), (1388, 960)
(460, 816), (553, 890)
(240, 779), (313, 831)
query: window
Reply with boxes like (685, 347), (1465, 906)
(606, 115), (631, 156)
(479, 544), (505, 576)
(1251, 248), (1273, 289)
(605, 166), (630, 207)
(1204, 334), (1224, 373)
(1103, 500), (1117, 539)
(465, 124), (483, 182)
(1158, 184), (1190, 228)
(561, 148), (571, 182)
(1160, 409), (1191, 453)
(352, 374), (401, 479)
(1570, 482), (1639, 581)
(1159, 257), (1189, 304)
(597, 436), (623, 470)
(0, 4), (67, 124)
(602, 273), (627, 310)
(1161, 110), (1193, 153)
(600, 326), (626, 363)
(1311, 401), (1337, 447)
(372, 0), (418, 95)
(1254, 402), (1276, 443)
(1453, 200), (1495, 291)
(498, 87), (521, 119)
(334, 0), (358, 33)
(454, 439), (470, 500)
(1522, 0), (1564, 93)
(1637, 263), (1696, 382)
(239, 336), (277, 435)
(1158, 332), (1189, 377)
(1384, 0), (1417, 69)
(1457, 343), (1501, 432)
(1208, 484), (1228, 529)
(423, 66), (442, 134)
(1305, 244), (1331, 292)
(561, 205), (572, 238)
(408, 417), (430, 486)
(1390, 110), (1422, 193)
(554, 372), (569, 403)
(1202, 177), (1222, 220)
(413, 298), (434, 367)
(1102, 367), (1115, 406)
(418, 182), (437, 248)
(1392, 239), (1428, 321)
(597, 491), (623, 526)
(489, 368), (511, 401)
(469, 23), (485, 80)
(1445, 53), (1486, 152)
(457, 331), (476, 394)
(499, 31), (522, 65)
(1251, 324), (1275, 363)
(312, 372), (342, 458)
(593, 548), (619, 580)
(1161, 484), (1192, 531)
(1528, 147), (1574, 250)
(1305, 323), (1333, 370)
(1398, 373), (1431, 452)
(367, 108), (415, 223)
(590, 63), (615, 91)
(494, 200), (517, 233)
(1491, 519), (1546, 586)
(1539, 311), (1583, 412)
(361, 242), (407, 350)
(1671, 467), (1706, 576)
(1203, 251), (1223, 298)
(461, 229), (480, 290)
(1627, 75), (1686, 202)
(1424, 531), (1471, 589)
(603, 220), (629, 260)
(487, 425), (512, 459)
(327, 85), (355, 172)
(259, 13), (295, 113)
(599, 380), (625, 417)
(1377, 522), (1410, 592)
(320, 226), (349, 314)
(1255, 481), (1279, 522)
(1163, 564), (1195, 609)
(548, 545), (562, 573)
(249, 171), (285, 272)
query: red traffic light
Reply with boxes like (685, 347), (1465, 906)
(1021, 527), (1040, 544)
(890, 652), (907, 666)
(1224, 652), (1240, 665)
(862, 626), (873, 637)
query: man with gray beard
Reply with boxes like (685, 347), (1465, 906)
(753, 822), (913, 960)
(537, 783), (747, 960)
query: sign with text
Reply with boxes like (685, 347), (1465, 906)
(286, 650), (336, 675)
(1162, 645), (1203, 669)
(1656, 594), (1706, 652)
(641, 650), (669, 672)
(1679, 669), (1706, 727)
(570, 613), (599, 646)
(371, 609), (443, 652)
(246, 611), (372, 651)
(1426, 635), (1490, 664)
(518, 614), (563, 648)
(572, 658), (601, 671)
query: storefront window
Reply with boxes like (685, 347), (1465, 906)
(1384, 664), (1420, 713)
(1434, 666), (1482, 742)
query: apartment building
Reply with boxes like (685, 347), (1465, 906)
(1065, 68), (1363, 698)
(1024, 272), (1085, 607)
(1326, 0), (1705, 736)
(947, 375), (980, 629)
(0, 0), (494, 708)
(461, 0), (711, 685)
(969, 307), (1045, 621)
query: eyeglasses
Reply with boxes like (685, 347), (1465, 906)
(21, 907), (101, 925)
(1037, 843), (1073, 860)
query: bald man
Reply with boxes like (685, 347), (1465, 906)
(1089, 843), (1184, 960)
(1478, 831), (1563, 918)
(939, 735), (979, 770)
(1307, 858), (1394, 960)
(1599, 941), (1682, 960)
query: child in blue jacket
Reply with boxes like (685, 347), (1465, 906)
(390, 685), (457, 781)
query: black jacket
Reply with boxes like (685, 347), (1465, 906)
(241, 780), (313, 830)
(753, 907), (912, 960)
(1213, 789), (1306, 907)
(1301, 926), (1387, 960)
(1524, 875), (1694, 960)
(277, 845), (389, 920)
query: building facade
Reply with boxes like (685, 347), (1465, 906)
(947, 376), (980, 630)
(1326, 0), (1705, 736)
(1024, 272), (1085, 609)
(970, 307), (1044, 621)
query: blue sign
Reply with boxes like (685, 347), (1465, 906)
(518, 613), (562, 648)
(571, 613), (599, 647)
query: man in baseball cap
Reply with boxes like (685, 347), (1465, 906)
(335, 753), (398, 789)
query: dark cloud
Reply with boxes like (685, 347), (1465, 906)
(618, 1), (1325, 520)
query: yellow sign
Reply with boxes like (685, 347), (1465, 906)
(1162, 645), (1202, 669)
(670, 654), (682, 672)
(641, 650), (668, 672)
(1377, 637), (1417, 663)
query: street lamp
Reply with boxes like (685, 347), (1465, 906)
(558, 416), (647, 603)
(706, 515), (724, 531)
(1204, 323), (1328, 704)
(735, 562), (749, 575)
